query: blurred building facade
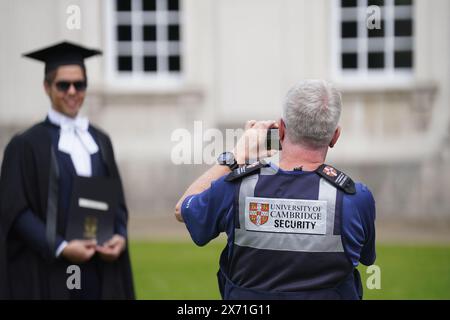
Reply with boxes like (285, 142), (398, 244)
(0, 0), (449, 226)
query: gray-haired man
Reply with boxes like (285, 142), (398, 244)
(175, 80), (376, 300)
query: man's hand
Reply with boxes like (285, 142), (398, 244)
(96, 234), (126, 262)
(233, 120), (279, 164)
(174, 120), (279, 223)
(61, 239), (97, 264)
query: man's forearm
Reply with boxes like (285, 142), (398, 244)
(175, 164), (230, 222)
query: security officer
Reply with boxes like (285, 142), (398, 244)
(175, 80), (376, 300)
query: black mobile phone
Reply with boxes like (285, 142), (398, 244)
(266, 128), (282, 151)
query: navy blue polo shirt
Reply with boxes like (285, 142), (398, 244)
(181, 164), (376, 268)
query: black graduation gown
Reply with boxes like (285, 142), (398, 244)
(0, 220), (6, 299)
(0, 121), (135, 299)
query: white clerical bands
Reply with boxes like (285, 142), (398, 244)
(47, 108), (99, 177)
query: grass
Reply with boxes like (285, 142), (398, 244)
(129, 240), (450, 300)
(358, 245), (450, 299)
(130, 240), (224, 299)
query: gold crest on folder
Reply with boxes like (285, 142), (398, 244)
(83, 216), (98, 239)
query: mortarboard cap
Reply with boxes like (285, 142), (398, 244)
(22, 41), (102, 74)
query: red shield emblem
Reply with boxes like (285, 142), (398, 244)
(323, 166), (338, 177)
(249, 202), (269, 226)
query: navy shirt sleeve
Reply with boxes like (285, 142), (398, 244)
(342, 183), (376, 267)
(12, 208), (65, 259)
(181, 176), (235, 246)
(114, 204), (128, 239)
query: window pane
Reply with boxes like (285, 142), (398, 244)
(143, 56), (158, 71)
(117, 0), (131, 11)
(395, 0), (412, 5)
(142, 0), (156, 11)
(395, 51), (413, 68)
(143, 25), (157, 41)
(342, 53), (358, 69)
(168, 56), (181, 71)
(341, 0), (357, 7)
(368, 0), (384, 6)
(341, 21), (358, 38)
(167, 0), (179, 11)
(117, 25), (132, 41)
(118, 56), (133, 71)
(168, 25), (180, 41)
(368, 52), (385, 69)
(368, 20), (385, 37)
(395, 19), (413, 36)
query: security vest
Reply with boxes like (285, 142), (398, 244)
(218, 162), (361, 300)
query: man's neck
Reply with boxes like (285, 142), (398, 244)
(279, 140), (328, 172)
(50, 107), (79, 120)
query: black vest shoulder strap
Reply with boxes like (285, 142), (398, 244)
(315, 164), (356, 194)
(225, 160), (270, 182)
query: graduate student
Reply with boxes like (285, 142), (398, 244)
(0, 41), (134, 299)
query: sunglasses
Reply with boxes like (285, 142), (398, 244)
(54, 81), (87, 92)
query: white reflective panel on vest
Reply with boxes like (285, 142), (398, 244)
(235, 167), (345, 253)
(245, 197), (327, 235)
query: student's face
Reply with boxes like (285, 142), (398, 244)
(44, 65), (86, 118)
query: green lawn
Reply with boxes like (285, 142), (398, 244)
(130, 240), (450, 300)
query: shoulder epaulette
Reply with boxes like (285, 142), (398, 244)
(315, 164), (356, 194)
(225, 160), (270, 182)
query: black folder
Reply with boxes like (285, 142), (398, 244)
(65, 176), (120, 245)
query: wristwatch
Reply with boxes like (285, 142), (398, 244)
(217, 152), (239, 171)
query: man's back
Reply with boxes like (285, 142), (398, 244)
(181, 163), (376, 299)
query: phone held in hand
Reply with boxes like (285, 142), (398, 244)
(267, 128), (282, 151)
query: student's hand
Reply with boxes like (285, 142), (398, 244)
(61, 239), (97, 264)
(96, 234), (126, 262)
(233, 120), (279, 164)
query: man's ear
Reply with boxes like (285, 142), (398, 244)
(329, 126), (341, 148)
(279, 118), (286, 142)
